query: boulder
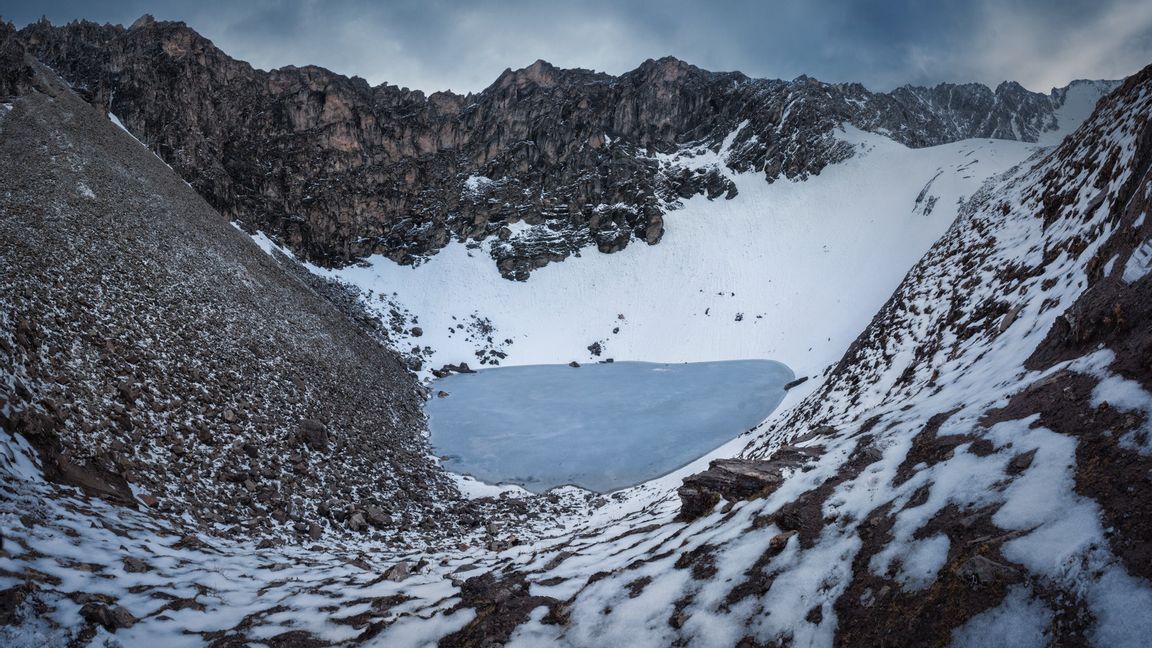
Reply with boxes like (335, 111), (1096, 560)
(79, 602), (137, 631)
(784, 376), (809, 390)
(677, 446), (821, 521)
(298, 419), (329, 451)
(384, 561), (411, 582)
(122, 557), (151, 573)
(363, 504), (389, 527)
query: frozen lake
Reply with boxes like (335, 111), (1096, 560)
(425, 360), (793, 493)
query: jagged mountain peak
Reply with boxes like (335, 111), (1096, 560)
(6, 17), (1121, 282)
(128, 13), (155, 30)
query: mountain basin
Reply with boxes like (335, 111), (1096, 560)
(425, 359), (794, 493)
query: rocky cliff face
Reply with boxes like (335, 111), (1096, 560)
(16, 16), (1116, 279)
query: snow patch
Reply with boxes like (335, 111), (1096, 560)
(949, 586), (1053, 648)
(464, 175), (496, 194)
(1122, 239), (1151, 283)
(447, 472), (533, 499)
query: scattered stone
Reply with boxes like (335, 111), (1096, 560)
(1007, 449), (1037, 474)
(384, 561), (411, 582)
(122, 557), (151, 573)
(79, 602), (137, 631)
(784, 376), (809, 390)
(348, 512), (366, 532)
(955, 555), (1021, 588)
(768, 530), (797, 554)
(998, 304), (1023, 333)
(298, 419), (329, 451)
(363, 505), (388, 527)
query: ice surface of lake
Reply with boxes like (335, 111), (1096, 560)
(425, 360), (793, 493)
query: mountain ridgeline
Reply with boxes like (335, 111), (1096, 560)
(11, 15), (1116, 278)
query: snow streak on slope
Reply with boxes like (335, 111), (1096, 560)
(311, 128), (1042, 381)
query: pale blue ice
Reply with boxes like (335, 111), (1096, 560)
(425, 360), (794, 493)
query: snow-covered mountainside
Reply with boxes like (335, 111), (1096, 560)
(308, 129), (1050, 376)
(2, 12), (1151, 648)
(472, 63), (1152, 646)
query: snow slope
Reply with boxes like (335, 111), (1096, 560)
(308, 127), (1045, 383)
(476, 66), (1152, 647)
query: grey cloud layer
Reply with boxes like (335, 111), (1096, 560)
(6, 0), (1152, 92)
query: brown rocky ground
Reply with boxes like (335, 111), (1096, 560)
(0, 54), (582, 546)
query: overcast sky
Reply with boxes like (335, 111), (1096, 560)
(6, 0), (1152, 94)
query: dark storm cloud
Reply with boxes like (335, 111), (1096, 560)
(5, 0), (1152, 93)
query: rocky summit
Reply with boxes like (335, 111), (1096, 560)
(1, 11), (1151, 648)
(15, 17), (1116, 279)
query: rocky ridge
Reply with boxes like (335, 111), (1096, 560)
(14, 16), (1117, 279)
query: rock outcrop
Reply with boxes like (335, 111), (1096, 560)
(677, 446), (822, 521)
(15, 17), (1116, 279)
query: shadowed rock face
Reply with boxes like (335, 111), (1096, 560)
(15, 17), (1111, 279)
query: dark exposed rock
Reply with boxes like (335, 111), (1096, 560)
(79, 602), (137, 631)
(677, 445), (821, 521)
(438, 363), (476, 375)
(441, 572), (561, 648)
(384, 561), (411, 582)
(783, 376), (809, 390)
(122, 557), (151, 573)
(297, 419), (329, 451)
(0, 584), (31, 626)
